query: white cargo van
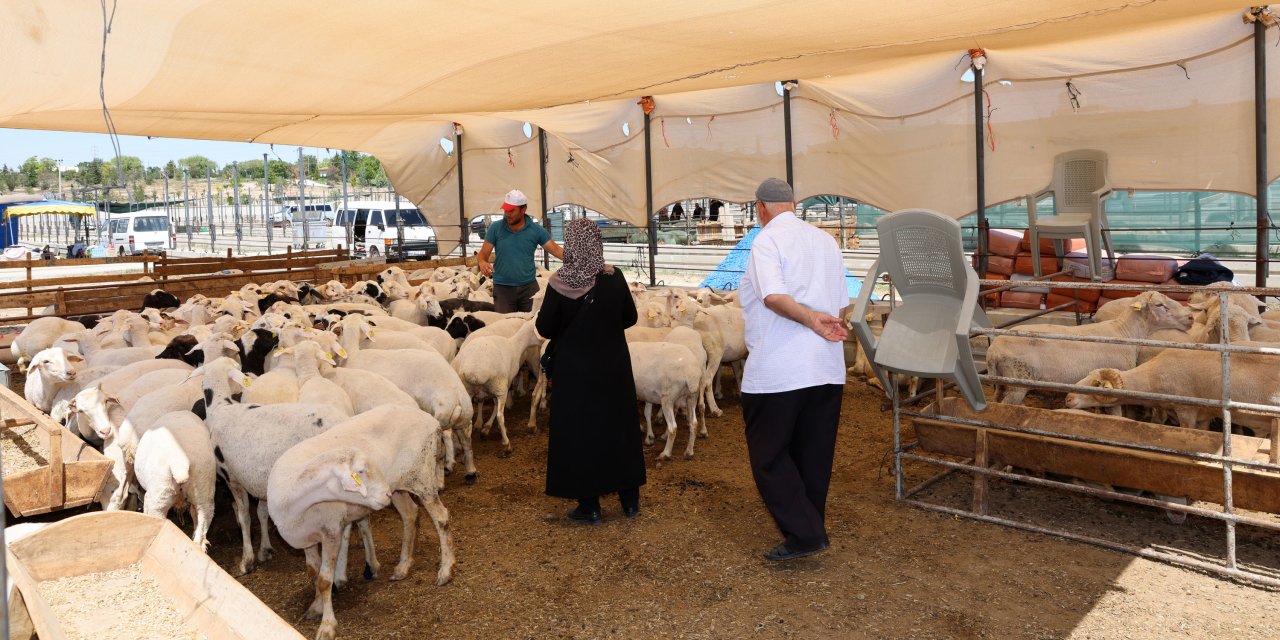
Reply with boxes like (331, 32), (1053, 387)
(106, 212), (174, 256)
(332, 201), (438, 260)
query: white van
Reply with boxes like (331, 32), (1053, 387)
(106, 212), (174, 256)
(272, 203), (335, 227)
(332, 201), (438, 260)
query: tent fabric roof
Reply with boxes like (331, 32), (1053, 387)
(0, 200), (96, 218)
(0, 1), (1267, 254)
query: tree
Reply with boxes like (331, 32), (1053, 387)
(144, 166), (163, 181)
(355, 154), (388, 188)
(164, 160), (178, 179)
(132, 184), (147, 202)
(76, 158), (104, 186)
(20, 156), (57, 189)
(0, 165), (18, 192)
(102, 155), (144, 185)
(177, 155), (218, 177)
(303, 155), (320, 181)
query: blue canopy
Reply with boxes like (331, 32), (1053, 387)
(0, 199), (95, 248)
(699, 225), (866, 299)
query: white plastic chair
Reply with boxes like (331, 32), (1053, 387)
(852, 209), (988, 411)
(1027, 149), (1115, 281)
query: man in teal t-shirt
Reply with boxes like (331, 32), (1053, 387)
(478, 189), (564, 312)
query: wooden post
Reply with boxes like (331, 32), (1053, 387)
(286, 245), (293, 273)
(54, 288), (66, 316)
(1271, 418), (1279, 465)
(47, 424), (64, 510)
(25, 258), (32, 316)
(973, 428), (989, 514)
(160, 251), (168, 282)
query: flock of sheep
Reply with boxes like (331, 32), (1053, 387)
(9, 264), (748, 640)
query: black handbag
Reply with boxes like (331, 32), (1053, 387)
(541, 290), (594, 379)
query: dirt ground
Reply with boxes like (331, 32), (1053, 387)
(192, 382), (1280, 639)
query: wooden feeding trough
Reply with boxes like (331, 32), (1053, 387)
(6, 511), (305, 640)
(0, 382), (112, 517)
(912, 398), (1280, 514)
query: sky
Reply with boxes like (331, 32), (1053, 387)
(0, 128), (339, 169)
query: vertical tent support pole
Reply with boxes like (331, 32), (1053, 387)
(184, 169), (192, 251)
(456, 124), (468, 258)
(163, 173), (171, 249)
(973, 58), (989, 278)
(539, 127), (551, 270)
(264, 153), (272, 254)
(232, 161), (242, 254)
(206, 166), (215, 250)
(1255, 13), (1270, 288)
(645, 109), (657, 286)
(783, 80), (795, 187)
(298, 147), (307, 251)
(342, 151), (352, 253)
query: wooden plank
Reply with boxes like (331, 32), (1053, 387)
(155, 255), (346, 278)
(914, 399), (1280, 514)
(6, 547), (66, 640)
(0, 271), (157, 290)
(48, 425), (64, 510)
(156, 247), (343, 266)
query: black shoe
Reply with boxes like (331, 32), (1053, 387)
(763, 542), (829, 562)
(567, 506), (602, 525)
(622, 505), (640, 519)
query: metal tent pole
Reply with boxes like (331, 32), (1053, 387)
(264, 153), (272, 254)
(1254, 13), (1270, 288)
(644, 108), (657, 286)
(184, 169), (192, 251)
(539, 127), (551, 269)
(455, 124), (468, 258)
(163, 172), (171, 249)
(298, 147), (308, 251)
(973, 55), (989, 278)
(782, 80), (796, 186)
(206, 166), (216, 250)
(342, 151), (352, 253)
(232, 161), (242, 254)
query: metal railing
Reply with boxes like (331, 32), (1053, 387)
(887, 280), (1280, 588)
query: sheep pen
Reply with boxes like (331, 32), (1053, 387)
(191, 384), (1279, 639)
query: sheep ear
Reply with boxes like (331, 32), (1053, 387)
(106, 395), (123, 406)
(337, 464), (369, 497)
(221, 340), (239, 353)
(66, 354), (84, 363)
(1249, 316), (1264, 327)
(228, 369), (251, 389)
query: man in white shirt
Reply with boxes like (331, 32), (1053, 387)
(739, 177), (848, 561)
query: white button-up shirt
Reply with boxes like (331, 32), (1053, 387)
(739, 211), (848, 394)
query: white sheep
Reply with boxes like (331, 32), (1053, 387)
(200, 356), (350, 575)
(133, 411), (217, 551)
(23, 348), (85, 413)
(451, 321), (542, 456)
(343, 335), (476, 482)
(629, 341), (702, 460)
(292, 341), (354, 418)
(267, 405), (454, 640)
(986, 291), (1192, 405)
(11, 317), (86, 371)
(366, 316), (457, 360)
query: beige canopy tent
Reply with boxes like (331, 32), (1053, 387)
(0, 0), (1270, 256)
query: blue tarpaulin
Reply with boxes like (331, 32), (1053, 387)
(0, 200), (95, 248)
(699, 225), (867, 299)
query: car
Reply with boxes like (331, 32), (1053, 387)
(331, 201), (437, 259)
(272, 203), (335, 227)
(105, 212), (175, 256)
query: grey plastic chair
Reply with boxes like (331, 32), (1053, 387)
(852, 209), (988, 411)
(1027, 149), (1115, 281)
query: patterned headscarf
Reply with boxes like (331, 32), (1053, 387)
(550, 218), (609, 296)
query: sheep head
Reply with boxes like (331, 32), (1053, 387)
(1064, 368), (1124, 410)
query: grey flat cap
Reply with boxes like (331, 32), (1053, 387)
(755, 177), (794, 203)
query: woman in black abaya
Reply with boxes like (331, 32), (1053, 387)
(536, 218), (645, 524)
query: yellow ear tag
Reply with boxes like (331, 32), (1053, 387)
(1131, 303), (1143, 310)
(325, 352), (333, 359)
(337, 346), (348, 358)
(241, 377), (252, 387)
(865, 313), (874, 322)
(369, 330), (375, 337)
(272, 349), (283, 356)
(351, 472), (363, 486)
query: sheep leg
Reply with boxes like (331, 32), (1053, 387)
(389, 491), (420, 581)
(658, 400), (679, 461)
(456, 425), (478, 484)
(494, 391), (512, 457)
(999, 385), (1028, 406)
(415, 493), (456, 586)
(643, 403), (655, 446)
(441, 428), (457, 474)
(303, 545), (323, 620)
(228, 481), (256, 575)
(334, 524), (352, 590)
(713, 368), (724, 399)
(484, 398), (499, 429)
(357, 518), (380, 580)
(255, 499), (274, 563)
(1157, 495), (1190, 525)
(1174, 407), (1203, 429)
(141, 484), (177, 521)
(684, 394), (699, 460)
(192, 502), (212, 553)
(528, 373), (547, 433)
(314, 536), (342, 640)
(731, 361), (745, 395)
